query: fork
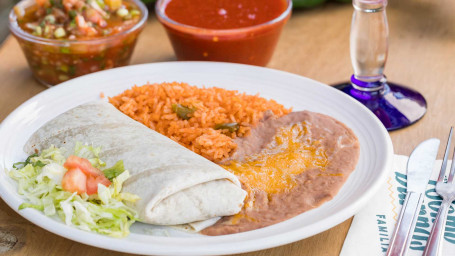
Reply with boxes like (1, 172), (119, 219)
(423, 127), (455, 256)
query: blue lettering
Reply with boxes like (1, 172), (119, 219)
(427, 200), (442, 214)
(419, 204), (427, 215)
(445, 231), (455, 244)
(395, 172), (407, 187)
(446, 215), (455, 229)
(409, 240), (425, 251)
(411, 216), (429, 250)
(444, 215), (455, 244)
(415, 216), (430, 229)
(426, 186), (442, 201)
(397, 187), (407, 205)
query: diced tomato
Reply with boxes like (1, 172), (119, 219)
(62, 155), (111, 195)
(96, 175), (111, 187)
(75, 15), (99, 36)
(86, 8), (107, 27)
(86, 176), (97, 195)
(85, 27), (99, 37)
(61, 168), (87, 195)
(64, 155), (103, 177)
(86, 175), (111, 195)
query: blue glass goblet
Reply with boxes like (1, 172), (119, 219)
(333, 0), (426, 131)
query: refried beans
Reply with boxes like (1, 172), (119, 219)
(202, 110), (360, 235)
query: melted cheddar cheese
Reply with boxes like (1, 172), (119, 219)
(223, 122), (328, 195)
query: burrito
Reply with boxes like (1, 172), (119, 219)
(24, 101), (246, 226)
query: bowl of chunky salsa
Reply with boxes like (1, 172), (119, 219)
(9, 0), (147, 86)
(156, 0), (292, 66)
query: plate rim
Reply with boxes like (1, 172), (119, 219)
(0, 61), (394, 255)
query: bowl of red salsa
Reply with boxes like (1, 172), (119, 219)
(156, 0), (292, 66)
(9, 0), (148, 86)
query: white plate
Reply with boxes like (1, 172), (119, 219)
(0, 62), (393, 255)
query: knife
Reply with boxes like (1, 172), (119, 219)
(386, 138), (440, 256)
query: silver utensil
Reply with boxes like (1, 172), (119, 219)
(423, 127), (455, 256)
(386, 138), (440, 256)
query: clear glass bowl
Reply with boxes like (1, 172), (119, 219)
(156, 0), (292, 66)
(9, 0), (148, 87)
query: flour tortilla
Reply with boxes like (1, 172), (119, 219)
(24, 101), (246, 226)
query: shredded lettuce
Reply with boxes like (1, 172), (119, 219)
(74, 142), (105, 169)
(9, 144), (138, 238)
(36, 163), (66, 185)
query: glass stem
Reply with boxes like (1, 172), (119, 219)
(350, 0), (389, 89)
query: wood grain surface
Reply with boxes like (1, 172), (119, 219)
(1, 0), (454, 255)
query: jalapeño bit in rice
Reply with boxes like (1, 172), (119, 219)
(14, 0), (141, 40)
(109, 82), (292, 162)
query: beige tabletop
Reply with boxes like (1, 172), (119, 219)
(1, 0), (454, 255)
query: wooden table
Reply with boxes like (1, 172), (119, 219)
(1, 0), (454, 255)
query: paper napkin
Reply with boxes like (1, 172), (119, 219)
(340, 155), (455, 256)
